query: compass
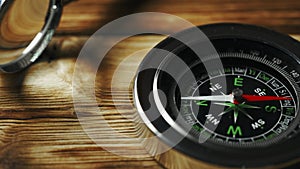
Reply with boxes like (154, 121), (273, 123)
(134, 23), (300, 168)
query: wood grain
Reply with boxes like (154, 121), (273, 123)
(0, 0), (300, 169)
(0, 35), (166, 169)
(57, 0), (300, 35)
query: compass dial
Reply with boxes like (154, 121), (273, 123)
(179, 56), (298, 146)
(134, 23), (300, 168)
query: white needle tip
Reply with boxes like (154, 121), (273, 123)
(181, 95), (234, 103)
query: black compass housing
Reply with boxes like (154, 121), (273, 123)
(134, 23), (300, 168)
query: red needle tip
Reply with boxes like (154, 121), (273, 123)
(241, 94), (292, 102)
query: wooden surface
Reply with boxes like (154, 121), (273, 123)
(0, 0), (300, 169)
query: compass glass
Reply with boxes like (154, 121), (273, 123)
(158, 38), (299, 147)
(180, 59), (297, 146)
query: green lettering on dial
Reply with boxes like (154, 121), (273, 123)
(265, 105), (277, 113)
(227, 125), (243, 137)
(234, 77), (244, 87)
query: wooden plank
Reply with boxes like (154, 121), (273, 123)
(0, 35), (165, 169)
(58, 0), (300, 35)
(6, 0), (300, 47)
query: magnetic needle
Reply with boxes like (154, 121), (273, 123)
(134, 23), (300, 168)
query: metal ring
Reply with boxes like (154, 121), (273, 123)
(0, 0), (62, 73)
